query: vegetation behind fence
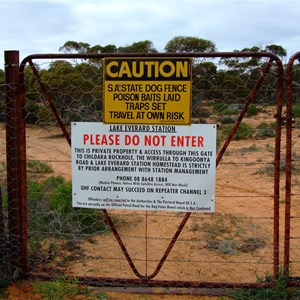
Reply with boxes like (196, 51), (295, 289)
(2, 48), (300, 298)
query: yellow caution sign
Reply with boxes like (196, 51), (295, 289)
(103, 58), (191, 125)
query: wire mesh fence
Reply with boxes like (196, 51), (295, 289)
(0, 82), (8, 280)
(2, 51), (293, 297)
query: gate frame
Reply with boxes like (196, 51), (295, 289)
(284, 51), (300, 287)
(4, 50), (284, 289)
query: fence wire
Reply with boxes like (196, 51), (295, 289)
(0, 94), (8, 280)
(1, 52), (289, 297)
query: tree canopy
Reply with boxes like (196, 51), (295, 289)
(59, 39), (158, 54)
(0, 36), (289, 74)
(0, 36), (291, 125)
(164, 36), (217, 53)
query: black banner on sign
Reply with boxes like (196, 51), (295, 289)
(104, 58), (191, 81)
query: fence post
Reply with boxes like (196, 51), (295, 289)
(4, 50), (23, 275)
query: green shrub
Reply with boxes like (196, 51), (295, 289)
(27, 160), (53, 174)
(196, 213), (266, 256)
(222, 108), (239, 115)
(0, 278), (10, 298)
(37, 106), (55, 124)
(50, 181), (73, 213)
(43, 175), (65, 191)
(230, 270), (300, 299)
(246, 104), (258, 116)
(212, 103), (242, 115)
(222, 122), (254, 140)
(66, 112), (84, 122)
(292, 103), (300, 118)
(212, 102), (227, 113)
(197, 108), (211, 118)
(25, 102), (39, 124)
(217, 116), (235, 125)
(33, 276), (80, 300)
(240, 144), (258, 153)
(253, 159), (300, 177)
(27, 180), (44, 203)
(27, 180), (51, 234)
(255, 122), (275, 139)
(49, 180), (110, 234)
(25, 175), (112, 238)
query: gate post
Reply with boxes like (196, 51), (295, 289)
(284, 53), (297, 279)
(4, 50), (23, 275)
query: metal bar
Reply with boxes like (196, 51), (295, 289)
(288, 278), (300, 287)
(27, 60), (71, 146)
(284, 52), (300, 277)
(25, 272), (276, 289)
(4, 50), (22, 272)
(145, 212), (191, 280)
(102, 209), (144, 279)
(103, 208), (191, 280)
(19, 51), (280, 67)
(273, 55), (284, 281)
(18, 60), (29, 274)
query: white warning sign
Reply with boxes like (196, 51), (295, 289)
(71, 122), (216, 212)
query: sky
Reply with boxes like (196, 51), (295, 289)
(1, 0), (300, 68)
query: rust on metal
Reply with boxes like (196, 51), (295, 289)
(4, 50), (24, 272)
(15, 51), (283, 289)
(284, 52), (300, 278)
(26, 272), (276, 289)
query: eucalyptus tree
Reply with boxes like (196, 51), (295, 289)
(117, 40), (158, 53)
(265, 44), (287, 59)
(164, 36), (218, 106)
(218, 45), (287, 104)
(26, 59), (102, 124)
(59, 41), (91, 54)
(164, 36), (216, 53)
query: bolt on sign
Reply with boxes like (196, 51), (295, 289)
(103, 57), (192, 125)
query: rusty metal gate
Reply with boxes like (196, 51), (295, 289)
(3, 50), (284, 292)
(285, 51), (300, 287)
